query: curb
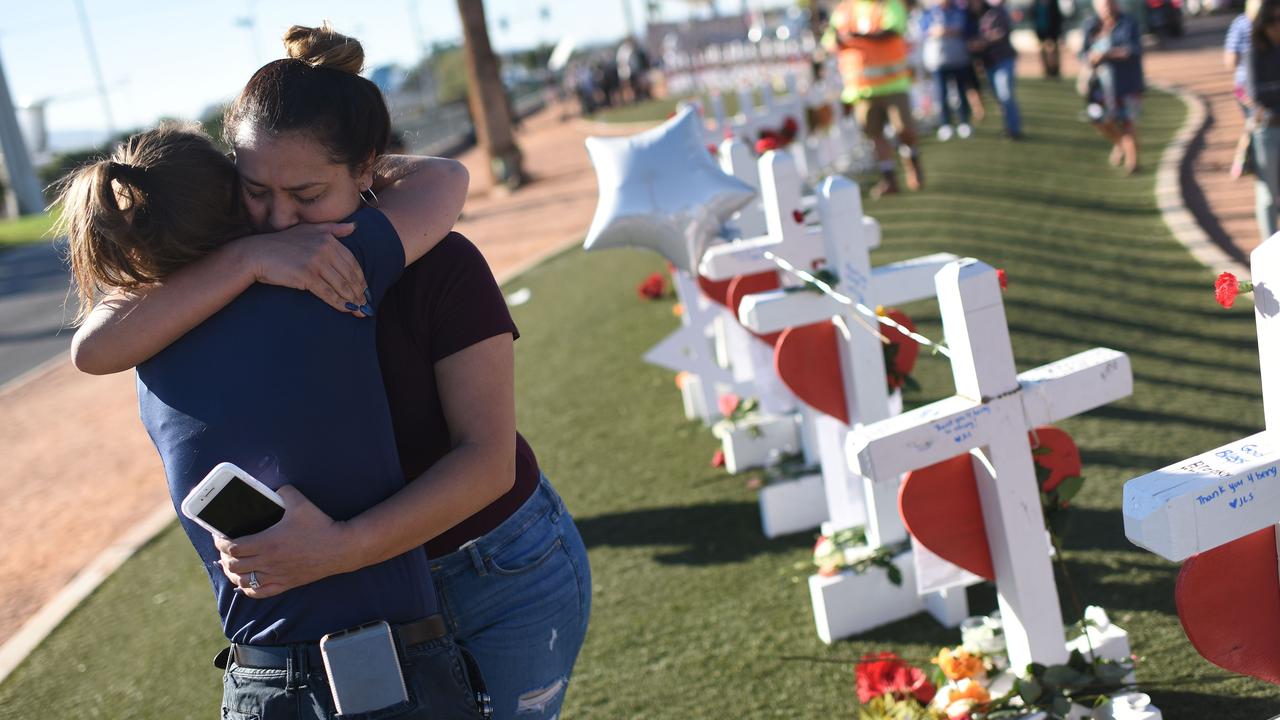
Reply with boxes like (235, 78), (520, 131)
(0, 502), (174, 685)
(0, 355), (67, 398)
(1149, 82), (1249, 277)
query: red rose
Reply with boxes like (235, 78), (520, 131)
(710, 449), (726, 468)
(1216, 272), (1240, 308)
(997, 268), (1008, 291)
(756, 136), (781, 154)
(637, 271), (666, 300)
(782, 115), (799, 140)
(792, 209), (805, 224)
(855, 653), (937, 705)
(882, 309), (920, 391)
(707, 144), (719, 156)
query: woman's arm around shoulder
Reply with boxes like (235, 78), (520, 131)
(71, 223), (366, 374)
(372, 155), (470, 268)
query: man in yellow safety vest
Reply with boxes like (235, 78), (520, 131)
(824, 0), (924, 197)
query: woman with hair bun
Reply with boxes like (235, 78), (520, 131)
(73, 23), (591, 720)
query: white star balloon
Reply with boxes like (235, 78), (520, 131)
(583, 107), (756, 273)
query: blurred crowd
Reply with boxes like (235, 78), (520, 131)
(563, 38), (653, 115)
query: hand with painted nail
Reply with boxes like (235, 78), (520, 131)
(237, 222), (370, 315)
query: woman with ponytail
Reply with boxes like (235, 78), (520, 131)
(71, 23), (590, 720)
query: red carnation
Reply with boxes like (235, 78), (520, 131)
(756, 136), (781, 154)
(637, 271), (666, 300)
(997, 268), (1008, 291)
(710, 449), (726, 468)
(1215, 272), (1253, 309)
(718, 393), (742, 418)
(855, 653), (937, 705)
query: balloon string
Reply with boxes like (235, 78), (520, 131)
(761, 250), (952, 359)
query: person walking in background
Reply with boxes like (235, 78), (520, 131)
(1031, 0), (1065, 78)
(825, 0), (926, 197)
(963, 0), (990, 123)
(1081, 0), (1145, 175)
(921, 0), (975, 141)
(1227, 0), (1263, 178)
(1246, 0), (1280, 239)
(971, 0), (1023, 139)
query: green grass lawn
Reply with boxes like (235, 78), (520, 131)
(0, 211), (57, 252)
(4, 80), (1279, 718)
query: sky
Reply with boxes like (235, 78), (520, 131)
(0, 0), (758, 149)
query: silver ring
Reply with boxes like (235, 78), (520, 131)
(248, 571), (260, 590)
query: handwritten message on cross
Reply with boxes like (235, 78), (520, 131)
(1124, 237), (1280, 684)
(848, 259), (1133, 669)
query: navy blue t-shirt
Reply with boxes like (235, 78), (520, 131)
(137, 207), (438, 645)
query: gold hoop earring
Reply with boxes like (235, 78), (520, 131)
(359, 187), (380, 207)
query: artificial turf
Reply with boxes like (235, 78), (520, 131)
(0, 211), (56, 252)
(2, 79), (1278, 718)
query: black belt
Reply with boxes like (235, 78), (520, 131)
(217, 615), (448, 671)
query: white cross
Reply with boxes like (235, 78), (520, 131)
(1125, 237), (1280, 564)
(644, 268), (747, 425)
(847, 259), (1134, 669)
(732, 157), (957, 534)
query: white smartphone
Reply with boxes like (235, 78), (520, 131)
(320, 621), (410, 715)
(180, 462), (285, 539)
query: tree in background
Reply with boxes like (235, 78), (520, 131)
(456, 0), (525, 190)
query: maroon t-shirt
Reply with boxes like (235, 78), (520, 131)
(376, 233), (540, 559)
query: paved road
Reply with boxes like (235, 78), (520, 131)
(0, 240), (75, 387)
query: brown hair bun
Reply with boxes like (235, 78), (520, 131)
(282, 22), (364, 74)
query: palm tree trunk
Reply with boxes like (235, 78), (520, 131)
(456, 0), (525, 189)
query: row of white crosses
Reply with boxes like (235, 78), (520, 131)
(660, 36), (816, 98)
(699, 72), (871, 184)
(704, 151), (984, 638)
(848, 260), (1136, 669)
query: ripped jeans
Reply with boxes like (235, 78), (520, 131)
(430, 476), (592, 720)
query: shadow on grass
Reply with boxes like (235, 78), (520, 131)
(1147, 688), (1280, 719)
(575, 500), (814, 565)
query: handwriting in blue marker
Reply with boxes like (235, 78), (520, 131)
(1229, 493), (1256, 510)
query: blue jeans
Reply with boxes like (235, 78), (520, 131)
(987, 57), (1022, 137)
(934, 67), (972, 127)
(1254, 125), (1280, 240)
(220, 633), (485, 719)
(431, 476), (592, 720)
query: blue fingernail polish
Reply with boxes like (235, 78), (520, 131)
(345, 303), (360, 312)
(363, 289), (373, 304)
(360, 304), (375, 317)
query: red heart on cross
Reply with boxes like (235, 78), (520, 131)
(1175, 525), (1280, 684)
(697, 274), (733, 308)
(897, 427), (1081, 581)
(774, 321), (849, 423)
(727, 272), (782, 347)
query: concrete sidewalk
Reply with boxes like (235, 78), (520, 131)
(1018, 14), (1261, 257)
(1143, 14), (1262, 258)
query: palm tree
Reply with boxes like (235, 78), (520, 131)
(456, 0), (525, 189)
